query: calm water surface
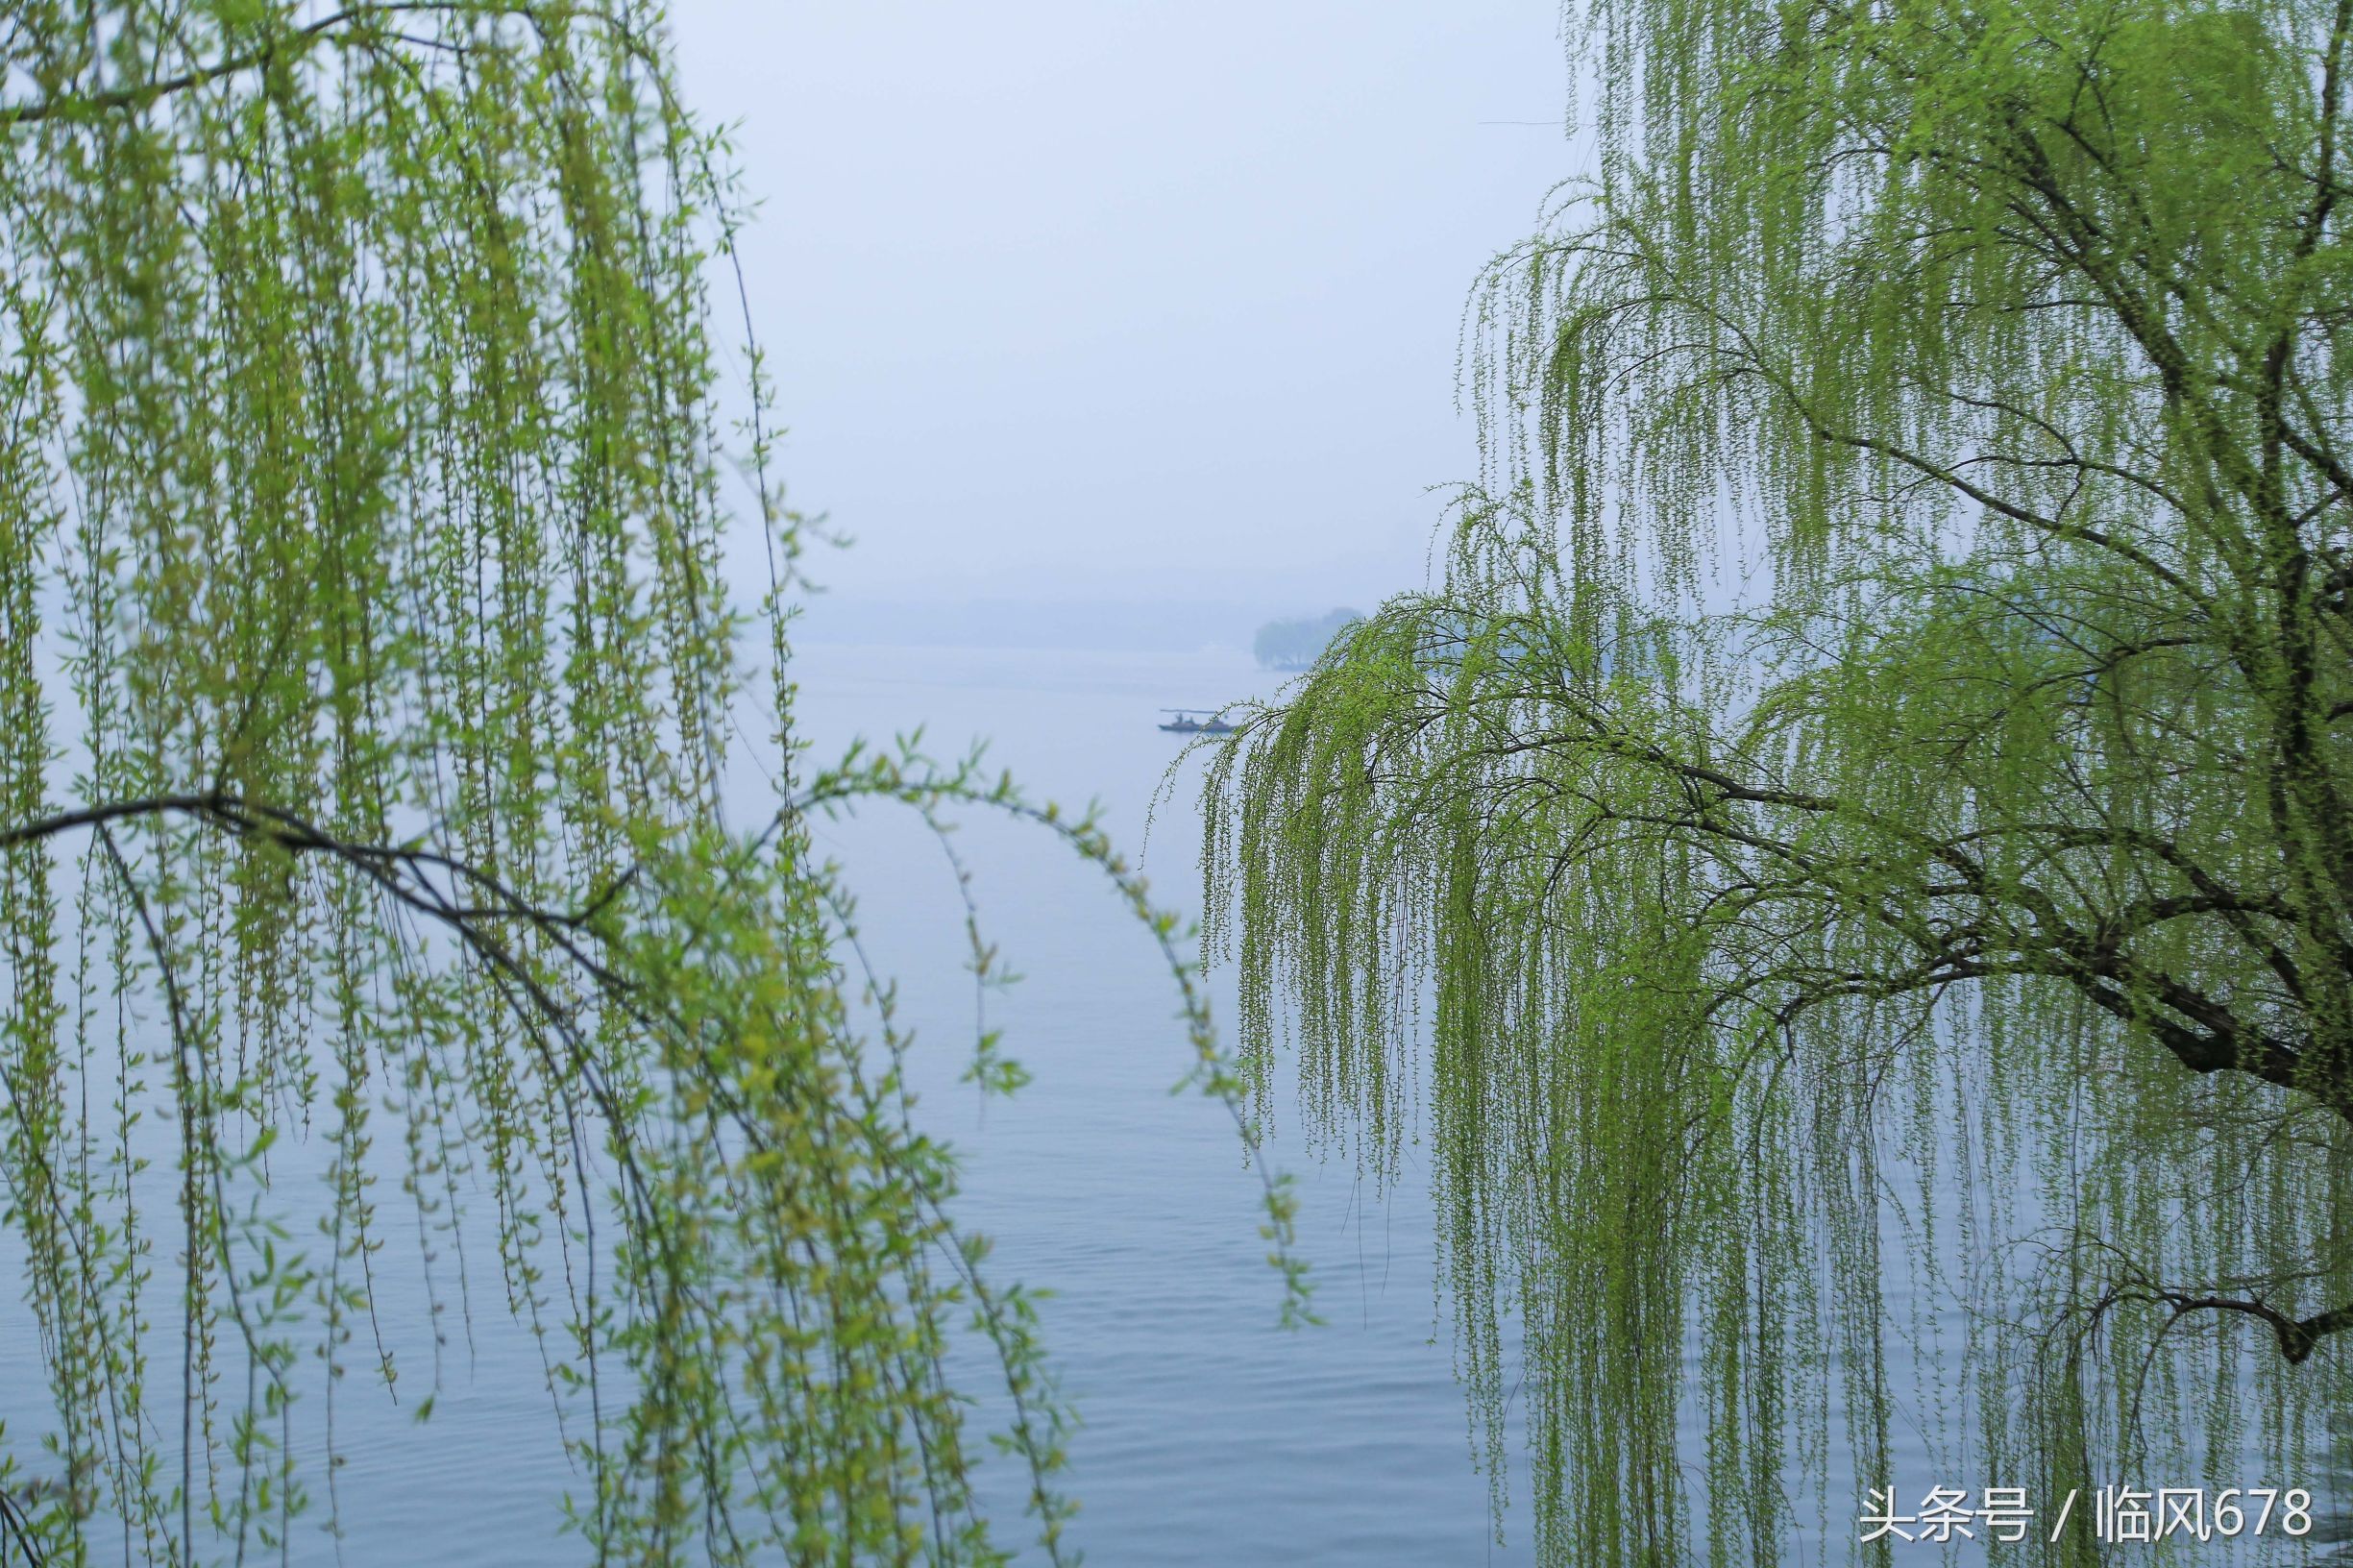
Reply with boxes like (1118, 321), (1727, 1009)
(0, 642), (1539, 1566)
(781, 643), (1535, 1565)
(9, 642), (2322, 1563)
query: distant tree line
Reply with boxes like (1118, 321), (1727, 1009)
(1253, 608), (1362, 671)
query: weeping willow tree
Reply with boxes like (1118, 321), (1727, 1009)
(1207, 2), (2353, 1562)
(0, 5), (1302, 1565)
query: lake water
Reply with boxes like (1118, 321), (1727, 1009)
(6, 640), (2336, 1565)
(771, 642), (2341, 1567)
(780, 642), (1537, 1565)
(0, 641), (1539, 1566)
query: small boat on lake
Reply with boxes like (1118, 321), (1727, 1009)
(1159, 708), (1237, 735)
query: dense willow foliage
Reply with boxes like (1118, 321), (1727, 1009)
(0, 5), (1300, 1564)
(1207, 2), (2353, 1562)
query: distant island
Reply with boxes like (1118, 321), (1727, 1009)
(1253, 607), (1363, 671)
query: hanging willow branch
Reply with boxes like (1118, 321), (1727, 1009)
(0, 4), (1304, 1565)
(1206, 3), (2353, 1565)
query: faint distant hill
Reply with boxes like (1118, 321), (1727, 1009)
(1253, 607), (1362, 671)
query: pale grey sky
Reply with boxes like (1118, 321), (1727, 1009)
(666, 2), (1581, 642)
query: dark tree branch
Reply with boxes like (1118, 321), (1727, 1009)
(2130, 1287), (2353, 1366)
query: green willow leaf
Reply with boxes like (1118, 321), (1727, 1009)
(0, 6), (1306, 1566)
(1206, 4), (2353, 1564)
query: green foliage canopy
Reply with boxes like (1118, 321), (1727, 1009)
(0, 5), (1302, 1564)
(1207, 2), (2353, 1562)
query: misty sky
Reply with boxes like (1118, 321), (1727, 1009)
(665, 2), (1586, 639)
